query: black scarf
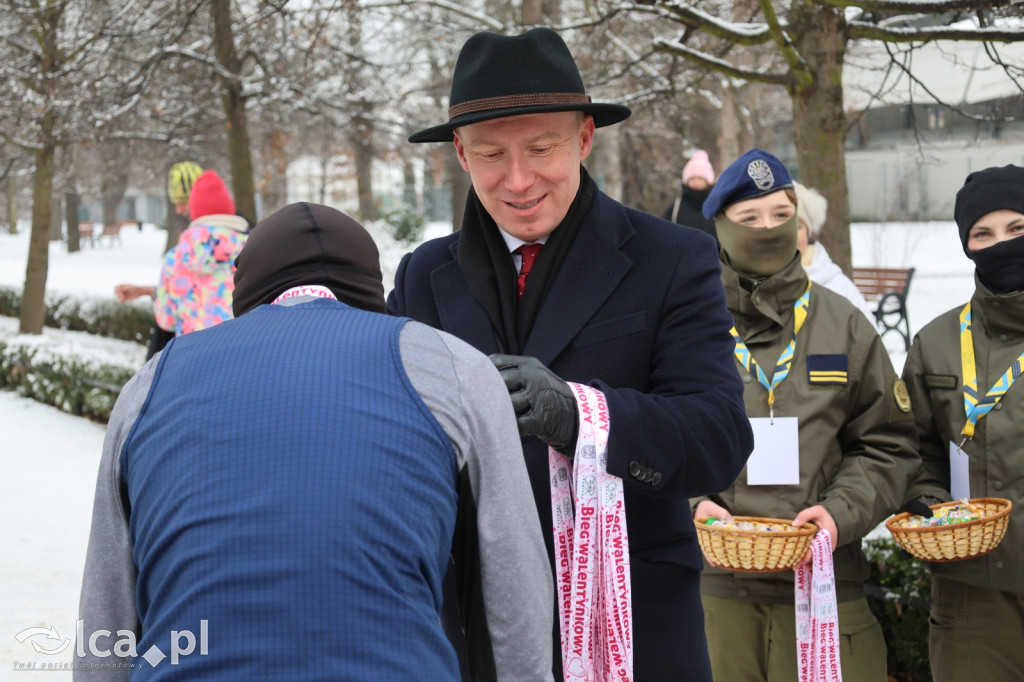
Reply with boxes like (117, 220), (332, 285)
(457, 166), (595, 354)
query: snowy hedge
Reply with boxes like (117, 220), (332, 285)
(0, 338), (138, 422)
(0, 285), (152, 345)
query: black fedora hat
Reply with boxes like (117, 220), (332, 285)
(408, 27), (631, 143)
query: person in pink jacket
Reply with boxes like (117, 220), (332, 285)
(153, 170), (249, 335)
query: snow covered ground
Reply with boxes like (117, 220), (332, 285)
(0, 216), (976, 678)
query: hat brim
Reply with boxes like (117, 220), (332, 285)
(408, 102), (632, 143)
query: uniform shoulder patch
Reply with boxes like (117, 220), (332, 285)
(923, 374), (959, 390)
(807, 354), (848, 386)
(893, 378), (912, 413)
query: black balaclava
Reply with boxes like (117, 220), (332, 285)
(969, 235), (1024, 294)
(232, 202), (385, 316)
(954, 164), (1024, 294)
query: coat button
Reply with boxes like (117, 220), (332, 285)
(629, 461), (642, 478)
(651, 472), (663, 486)
(993, 481), (1003, 490)
(641, 469), (654, 483)
(1000, 333), (1009, 343)
(995, 403), (1003, 411)
(743, 374), (753, 384)
(739, 588), (750, 598)
(995, 560), (1005, 569)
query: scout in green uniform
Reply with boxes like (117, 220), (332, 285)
(692, 148), (920, 682)
(902, 164), (1024, 682)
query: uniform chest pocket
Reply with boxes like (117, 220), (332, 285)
(807, 354), (849, 387)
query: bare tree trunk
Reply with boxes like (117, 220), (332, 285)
(66, 191), (81, 252)
(718, 85), (744, 169)
(211, 0), (257, 224)
(6, 178), (16, 235)
(165, 195), (187, 253)
(790, 5), (852, 274)
(20, 135), (56, 334)
(259, 129), (290, 217)
(351, 112), (379, 222)
(522, 0), (542, 24)
(102, 170), (128, 230)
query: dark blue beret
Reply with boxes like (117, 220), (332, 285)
(702, 148), (794, 219)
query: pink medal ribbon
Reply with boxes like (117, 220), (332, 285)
(550, 383), (633, 681)
(795, 531), (843, 682)
(271, 285), (337, 304)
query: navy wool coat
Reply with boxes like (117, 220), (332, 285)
(387, 183), (753, 680)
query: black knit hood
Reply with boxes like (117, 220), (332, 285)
(232, 202), (385, 316)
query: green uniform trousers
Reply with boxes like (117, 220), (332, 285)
(930, 576), (1024, 682)
(702, 594), (886, 681)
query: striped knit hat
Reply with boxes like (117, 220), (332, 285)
(167, 161), (203, 205)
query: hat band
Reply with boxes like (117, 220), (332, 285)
(448, 92), (592, 120)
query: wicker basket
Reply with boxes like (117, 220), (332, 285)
(886, 498), (1013, 562)
(694, 516), (818, 573)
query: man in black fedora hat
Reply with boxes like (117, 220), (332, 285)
(388, 27), (753, 681)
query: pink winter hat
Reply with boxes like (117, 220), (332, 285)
(188, 170), (235, 219)
(682, 150), (715, 185)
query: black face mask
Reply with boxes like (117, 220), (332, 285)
(968, 235), (1024, 294)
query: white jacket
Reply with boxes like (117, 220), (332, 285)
(804, 243), (876, 323)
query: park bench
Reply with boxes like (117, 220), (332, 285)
(77, 222), (96, 247)
(97, 220), (135, 246)
(852, 266), (915, 351)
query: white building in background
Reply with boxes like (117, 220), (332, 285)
(841, 36), (1024, 222)
(772, 34), (1024, 222)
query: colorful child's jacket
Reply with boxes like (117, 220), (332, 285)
(154, 214), (249, 335)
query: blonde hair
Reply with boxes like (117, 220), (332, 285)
(793, 181), (827, 242)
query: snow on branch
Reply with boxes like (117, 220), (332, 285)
(653, 37), (789, 85)
(658, 3), (774, 45)
(849, 22), (1024, 42)
(821, 0), (1002, 13)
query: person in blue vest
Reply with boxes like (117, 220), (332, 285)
(388, 26), (753, 681)
(76, 202), (554, 681)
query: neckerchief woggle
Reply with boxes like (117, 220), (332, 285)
(731, 282), (812, 421)
(958, 301), (1024, 447)
(795, 531), (843, 682)
(550, 384), (633, 681)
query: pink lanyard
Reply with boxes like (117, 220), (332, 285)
(550, 383), (633, 681)
(795, 532), (843, 682)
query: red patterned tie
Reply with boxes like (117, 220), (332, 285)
(515, 243), (543, 300)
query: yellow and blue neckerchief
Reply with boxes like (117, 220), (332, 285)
(958, 301), (1024, 446)
(731, 281), (811, 421)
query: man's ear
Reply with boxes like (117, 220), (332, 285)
(578, 115), (596, 162)
(452, 132), (471, 172)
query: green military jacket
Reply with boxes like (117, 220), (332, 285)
(695, 255), (919, 603)
(903, 275), (1024, 595)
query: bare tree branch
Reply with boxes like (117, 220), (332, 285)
(820, 0), (1004, 13)
(849, 22), (1024, 42)
(653, 37), (789, 85)
(656, 3), (774, 46)
(758, 0), (811, 88)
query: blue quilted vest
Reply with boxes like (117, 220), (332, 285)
(121, 300), (460, 680)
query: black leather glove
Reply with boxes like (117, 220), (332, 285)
(902, 498), (935, 518)
(490, 354), (579, 457)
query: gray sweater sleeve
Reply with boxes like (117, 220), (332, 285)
(75, 357), (157, 680)
(400, 322), (555, 682)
